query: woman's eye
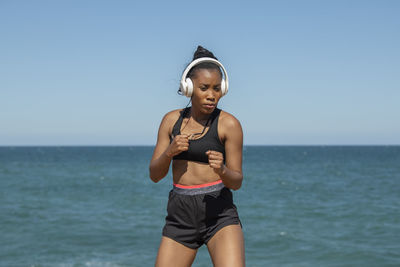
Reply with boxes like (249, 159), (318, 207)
(214, 87), (221, 91)
(201, 87), (207, 91)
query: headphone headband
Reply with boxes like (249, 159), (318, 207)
(179, 57), (229, 97)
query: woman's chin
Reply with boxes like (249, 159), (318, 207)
(202, 104), (216, 113)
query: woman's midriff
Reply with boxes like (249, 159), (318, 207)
(172, 159), (221, 186)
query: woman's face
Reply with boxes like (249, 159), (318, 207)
(191, 68), (223, 114)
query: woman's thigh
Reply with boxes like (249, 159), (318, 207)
(155, 236), (198, 267)
(206, 224), (245, 267)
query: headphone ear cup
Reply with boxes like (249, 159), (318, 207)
(185, 78), (193, 97)
(180, 80), (187, 96)
(221, 79), (227, 96)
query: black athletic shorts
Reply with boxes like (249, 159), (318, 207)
(162, 180), (242, 249)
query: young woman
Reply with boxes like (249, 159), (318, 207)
(149, 46), (245, 267)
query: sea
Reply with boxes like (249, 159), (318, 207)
(0, 146), (399, 267)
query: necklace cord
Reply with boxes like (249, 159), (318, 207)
(181, 107), (213, 140)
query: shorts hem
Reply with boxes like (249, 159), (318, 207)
(161, 233), (201, 250)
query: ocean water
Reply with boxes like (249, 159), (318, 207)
(0, 146), (399, 267)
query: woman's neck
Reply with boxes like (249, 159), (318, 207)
(189, 106), (213, 123)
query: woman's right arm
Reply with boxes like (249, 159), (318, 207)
(149, 112), (189, 183)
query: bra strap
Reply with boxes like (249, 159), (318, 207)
(171, 107), (190, 137)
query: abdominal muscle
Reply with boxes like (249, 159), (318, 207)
(172, 159), (221, 185)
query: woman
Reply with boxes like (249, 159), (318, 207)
(149, 46), (245, 267)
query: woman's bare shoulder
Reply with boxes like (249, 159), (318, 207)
(219, 110), (242, 130)
(157, 109), (184, 137)
(160, 108), (184, 126)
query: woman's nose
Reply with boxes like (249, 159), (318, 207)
(206, 90), (215, 99)
(206, 94), (215, 101)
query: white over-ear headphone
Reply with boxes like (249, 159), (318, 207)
(179, 57), (229, 98)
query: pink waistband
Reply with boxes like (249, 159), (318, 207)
(173, 179), (223, 189)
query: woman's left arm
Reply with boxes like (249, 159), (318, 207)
(206, 114), (243, 190)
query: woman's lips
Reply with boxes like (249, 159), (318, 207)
(204, 104), (215, 109)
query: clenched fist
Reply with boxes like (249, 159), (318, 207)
(205, 150), (225, 175)
(165, 134), (189, 158)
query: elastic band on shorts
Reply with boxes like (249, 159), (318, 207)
(173, 180), (224, 195)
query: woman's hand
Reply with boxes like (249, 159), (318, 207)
(205, 150), (226, 175)
(165, 134), (190, 158)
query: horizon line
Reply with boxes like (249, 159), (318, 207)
(1, 144), (399, 147)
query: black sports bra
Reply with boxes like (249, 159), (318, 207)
(170, 107), (225, 164)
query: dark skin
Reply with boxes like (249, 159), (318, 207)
(149, 68), (245, 267)
(149, 68), (243, 190)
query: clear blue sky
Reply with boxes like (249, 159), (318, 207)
(1, 0), (399, 145)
